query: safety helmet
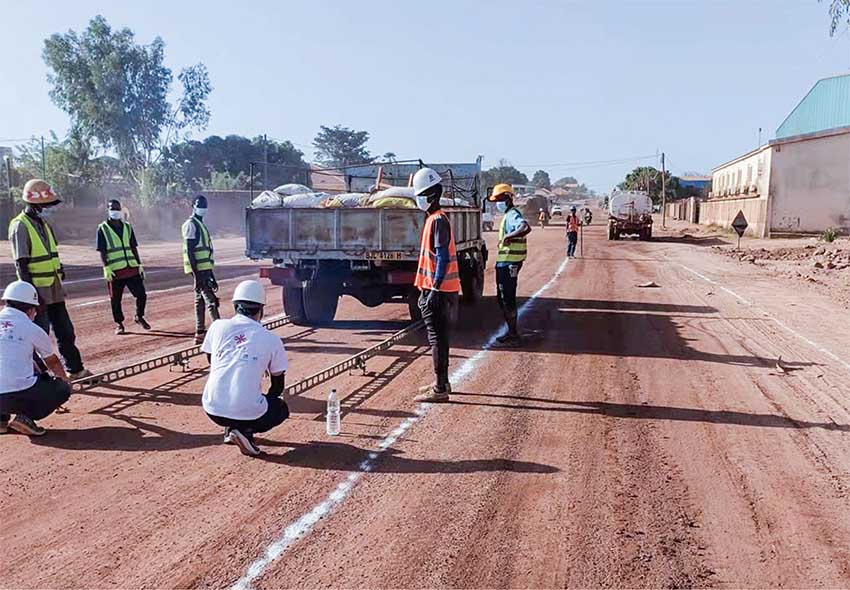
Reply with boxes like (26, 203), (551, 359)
(108, 199), (121, 211)
(570, 205), (577, 212)
(539, 208), (544, 212)
(488, 183), (514, 201)
(193, 194), (208, 208)
(2, 280), (39, 306)
(22, 179), (61, 206)
(232, 280), (266, 306)
(412, 168), (442, 196)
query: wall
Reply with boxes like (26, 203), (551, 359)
(769, 130), (850, 234)
(665, 197), (701, 224)
(702, 146), (772, 237)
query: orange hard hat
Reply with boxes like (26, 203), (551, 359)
(22, 179), (61, 206)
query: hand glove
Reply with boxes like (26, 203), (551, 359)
(137, 265), (144, 279)
(104, 267), (115, 282)
(206, 274), (219, 293)
(58, 266), (66, 281)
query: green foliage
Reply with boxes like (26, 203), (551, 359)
(481, 160), (529, 189)
(820, 228), (839, 242)
(618, 166), (680, 204)
(824, 0), (850, 35)
(42, 15), (211, 202)
(160, 135), (306, 191)
(313, 125), (371, 167)
(204, 170), (250, 190)
(532, 169), (551, 189)
(554, 176), (578, 187)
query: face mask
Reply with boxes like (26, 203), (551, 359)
(416, 197), (430, 212)
(108, 210), (123, 220)
(194, 207), (207, 217)
(495, 201), (508, 214)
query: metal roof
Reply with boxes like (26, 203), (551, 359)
(776, 73), (850, 139)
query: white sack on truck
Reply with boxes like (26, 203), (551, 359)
(273, 183), (312, 196)
(324, 193), (369, 208)
(251, 190), (284, 208)
(281, 193), (328, 208)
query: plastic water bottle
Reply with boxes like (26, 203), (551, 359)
(326, 389), (340, 436)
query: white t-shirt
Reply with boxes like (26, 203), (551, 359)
(0, 306), (56, 394)
(201, 314), (288, 420)
(181, 218), (198, 240)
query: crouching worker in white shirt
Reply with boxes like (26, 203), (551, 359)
(201, 280), (288, 456)
(0, 281), (71, 436)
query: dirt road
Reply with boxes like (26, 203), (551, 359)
(3, 221), (850, 588)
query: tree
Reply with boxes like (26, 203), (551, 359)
(825, 0), (850, 35)
(554, 176), (579, 187)
(313, 125), (371, 167)
(379, 152), (398, 163)
(532, 169), (551, 189)
(481, 159), (529, 188)
(43, 15), (212, 203)
(617, 166), (680, 204)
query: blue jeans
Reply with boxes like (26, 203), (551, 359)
(567, 231), (578, 257)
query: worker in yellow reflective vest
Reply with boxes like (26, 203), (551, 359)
(7, 179), (92, 381)
(96, 200), (151, 335)
(490, 183), (532, 344)
(182, 194), (220, 344)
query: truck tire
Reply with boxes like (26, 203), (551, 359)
(282, 286), (307, 325)
(460, 257), (484, 304)
(646, 226), (652, 240)
(607, 224), (614, 240)
(407, 288), (422, 322)
(303, 281), (339, 324)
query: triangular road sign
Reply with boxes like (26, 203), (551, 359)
(731, 210), (748, 237)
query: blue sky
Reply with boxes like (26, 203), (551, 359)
(1, 0), (848, 191)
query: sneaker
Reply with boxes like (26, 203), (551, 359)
(134, 316), (151, 330)
(69, 368), (94, 381)
(418, 382), (452, 395)
(0, 416), (9, 434)
(496, 333), (522, 345)
(115, 323), (125, 335)
(223, 428), (235, 445)
(414, 388), (450, 403)
(230, 429), (261, 456)
(9, 415), (47, 436)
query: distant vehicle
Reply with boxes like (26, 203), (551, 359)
(608, 190), (653, 241)
(551, 205), (563, 217)
(482, 204), (495, 232)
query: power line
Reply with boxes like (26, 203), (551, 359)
(514, 154), (658, 171)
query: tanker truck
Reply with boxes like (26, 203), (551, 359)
(607, 190), (653, 241)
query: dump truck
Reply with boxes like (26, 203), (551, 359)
(608, 190), (653, 240)
(245, 161), (487, 325)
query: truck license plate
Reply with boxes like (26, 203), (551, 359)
(365, 251), (404, 261)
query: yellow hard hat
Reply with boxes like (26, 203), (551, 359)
(22, 179), (61, 206)
(489, 183), (514, 201)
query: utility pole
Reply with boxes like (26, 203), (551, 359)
(758, 127), (762, 148)
(661, 152), (667, 229)
(263, 134), (269, 189)
(40, 136), (46, 179)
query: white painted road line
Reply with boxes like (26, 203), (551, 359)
(231, 256), (571, 590)
(677, 262), (850, 373)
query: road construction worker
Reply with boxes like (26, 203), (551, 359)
(182, 194), (220, 344)
(0, 280), (72, 436)
(566, 205), (580, 258)
(97, 199), (151, 335)
(201, 280), (289, 457)
(412, 167), (459, 402)
(8, 179), (92, 381)
(538, 208), (547, 228)
(490, 184), (532, 344)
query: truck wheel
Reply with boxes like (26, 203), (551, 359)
(303, 281), (338, 324)
(607, 225), (614, 240)
(407, 288), (422, 321)
(646, 227), (652, 240)
(460, 258), (484, 304)
(282, 286), (307, 325)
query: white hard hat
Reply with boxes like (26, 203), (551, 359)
(232, 280), (266, 305)
(412, 167), (442, 196)
(2, 280), (39, 306)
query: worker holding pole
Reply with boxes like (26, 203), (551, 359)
(412, 167), (459, 402)
(566, 205), (580, 258)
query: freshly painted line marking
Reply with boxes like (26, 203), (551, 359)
(678, 262), (850, 373)
(232, 256), (571, 590)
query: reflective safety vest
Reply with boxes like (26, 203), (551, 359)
(183, 217), (214, 274)
(414, 211), (460, 292)
(98, 221), (139, 278)
(497, 209), (527, 264)
(567, 215), (579, 233)
(8, 212), (61, 288)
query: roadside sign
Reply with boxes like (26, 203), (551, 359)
(731, 210), (748, 249)
(731, 210), (748, 237)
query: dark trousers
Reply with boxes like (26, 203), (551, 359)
(193, 270), (220, 334)
(34, 302), (84, 373)
(109, 274), (147, 324)
(496, 263), (521, 313)
(419, 290), (453, 391)
(206, 395), (289, 434)
(0, 374), (71, 421)
(567, 231), (578, 257)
